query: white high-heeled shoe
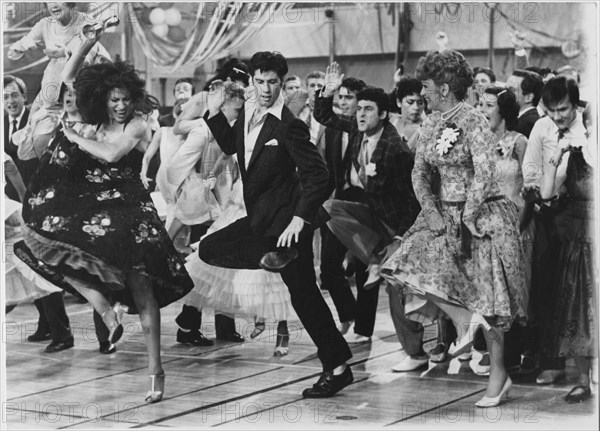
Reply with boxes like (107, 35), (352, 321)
(448, 313), (491, 357)
(145, 373), (165, 404)
(475, 376), (512, 408)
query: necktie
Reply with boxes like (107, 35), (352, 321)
(557, 128), (568, 141)
(305, 107), (312, 131)
(11, 119), (18, 140)
(358, 137), (369, 186)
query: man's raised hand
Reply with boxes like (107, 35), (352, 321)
(322, 62), (345, 98)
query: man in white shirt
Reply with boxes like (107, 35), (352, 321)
(522, 76), (587, 385)
(298, 71), (326, 158)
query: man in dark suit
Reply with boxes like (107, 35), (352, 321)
(318, 77), (375, 341)
(4, 75), (74, 353)
(196, 51), (353, 398)
(506, 69), (543, 138)
(3, 75), (37, 202)
(316, 64), (420, 290)
(316, 64), (430, 371)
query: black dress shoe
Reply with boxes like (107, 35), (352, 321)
(99, 341), (116, 354)
(177, 329), (214, 346)
(27, 331), (52, 342)
(259, 247), (298, 272)
(44, 337), (74, 353)
(302, 366), (353, 398)
(564, 385), (592, 403)
(217, 331), (245, 343)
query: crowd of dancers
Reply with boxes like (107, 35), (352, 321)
(4, 3), (597, 408)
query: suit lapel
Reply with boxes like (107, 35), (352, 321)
(351, 131), (362, 174)
(236, 110), (247, 177)
(4, 114), (9, 148)
(370, 125), (391, 165)
(247, 114), (278, 170)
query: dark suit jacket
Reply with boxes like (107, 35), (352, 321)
(324, 126), (347, 198)
(205, 102), (330, 238)
(314, 94), (420, 236)
(4, 108), (39, 202)
(517, 108), (540, 139)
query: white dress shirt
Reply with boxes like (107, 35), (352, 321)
(523, 112), (587, 197)
(244, 94), (285, 169)
(349, 127), (384, 189)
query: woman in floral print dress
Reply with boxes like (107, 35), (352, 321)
(380, 50), (528, 408)
(15, 58), (193, 404)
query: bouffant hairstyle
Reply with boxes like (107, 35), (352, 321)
(248, 51), (288, 81)
(203, 58), (250, 91)
(356, 86), (390, 117)
(416, 50), (474, 101)
(75, 61), (158, 126)
(484, 86), (520, 131)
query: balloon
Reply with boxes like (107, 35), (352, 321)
(158, 2), (174, 8)
(167, 25), (186, 43)
(151, 23), (169, 38)
(165, 8), (182, 26)
(149, 7), (166, 25)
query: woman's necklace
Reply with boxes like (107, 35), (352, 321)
(440, 101), (464, 121)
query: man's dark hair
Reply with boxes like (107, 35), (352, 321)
(174, 78), (195, 95)
(357, 86), (390, 117)
(340, 77), (367, 94)
(248, 51), (288, 80)
(395, 77), (423, 102)
(541, 75), (580, 109)
(3, 75), (27, 96)
(512, 69), (544, 106)
(473, 66), (496, 83)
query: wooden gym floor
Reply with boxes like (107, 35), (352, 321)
(3, 287), (598, 430)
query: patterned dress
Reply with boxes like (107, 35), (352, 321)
(541, 148), (597, 358)
(493, 130), (534, 312)
(14, 128), (194, 314)
(380, 104), (528, 330)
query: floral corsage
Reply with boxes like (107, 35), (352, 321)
(495, 139), (514, 159)
(436, 122), (462, 156)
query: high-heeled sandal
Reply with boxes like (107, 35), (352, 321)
(250, 321), (266, 339)
(448, 313), (491, 357)
(274, 333), (289, 357)
(102, 302), (128, 344)
(475, 376), (512, 408)
(145, 373), (165, 404)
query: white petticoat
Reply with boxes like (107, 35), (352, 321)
(5, 200), (62, 307)
(183, 181), (291, 321)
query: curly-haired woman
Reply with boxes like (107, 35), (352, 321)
(15, 39), (193, 403)
(380, 50), (528, 408)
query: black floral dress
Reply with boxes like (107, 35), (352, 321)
(14, 130), (193, 313)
